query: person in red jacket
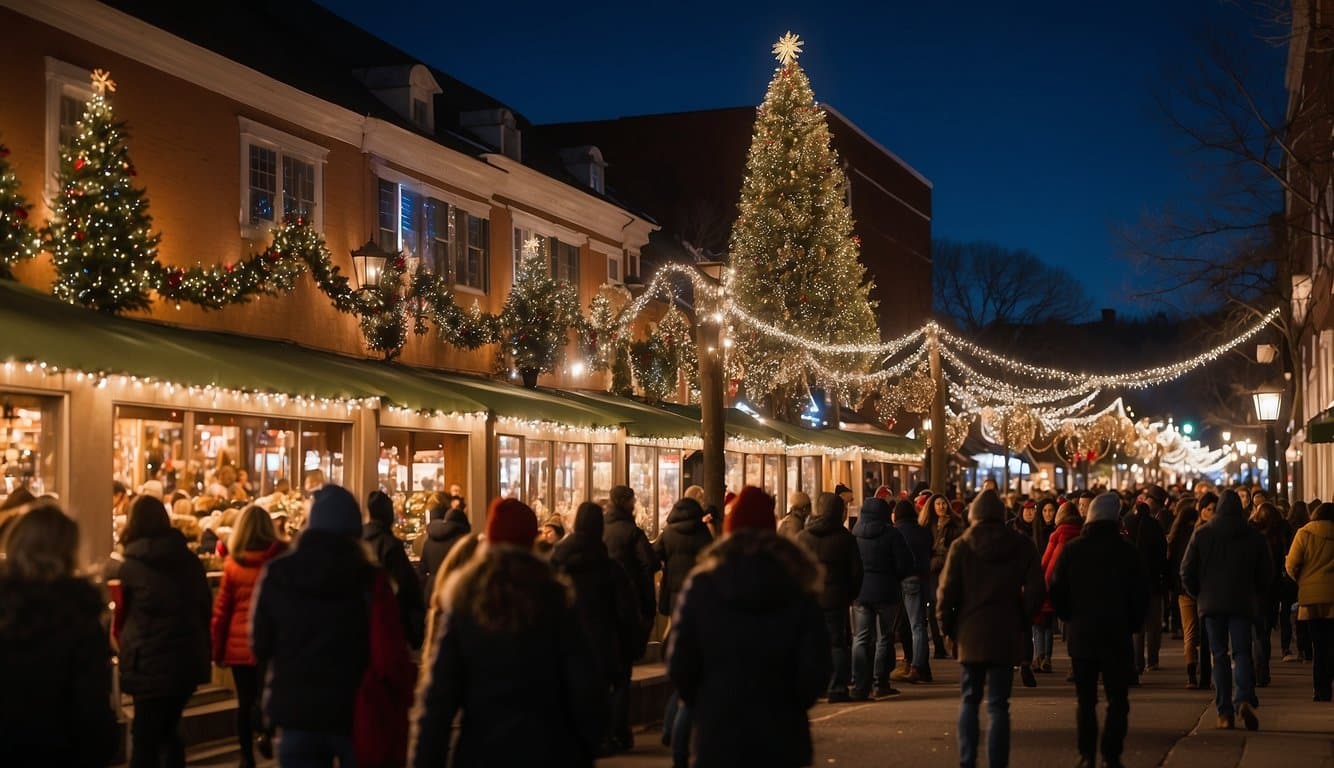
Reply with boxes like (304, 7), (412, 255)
(1041, 502), (1084, 675)
(211, 505), (287, 767)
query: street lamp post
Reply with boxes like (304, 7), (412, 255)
(1253, 388), (1282, 497)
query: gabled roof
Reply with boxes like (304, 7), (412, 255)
(96, 0), (650, 218)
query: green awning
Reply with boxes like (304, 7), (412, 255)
(653, 402), (787, 445)
(418, 372), (621, 429)
(550, 390), (705, 439)
(1308, 409), (1334, 444)
(0, 279), (487, 415)
(838, 426), (924, 460)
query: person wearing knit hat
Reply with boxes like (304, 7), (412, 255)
(412, 497), (608, 765)
(484, 498), (539, 548)
(726, 486), (776, 533)
(138, 479), (165, 502)
(874, 486), (893, 500)
(936, 488), (1046, 768)
(666, 486), (828, 766)
(250, 484), (387, 763)
(1048, 489), (1150, 766)
(778, 489), (812, 539)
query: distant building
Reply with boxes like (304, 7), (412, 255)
(537, 106), (933, 336)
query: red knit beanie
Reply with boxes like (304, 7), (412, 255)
(725, 486), (775, 533)
(874, 485), (892, 500)
(485, 498), (538, 548)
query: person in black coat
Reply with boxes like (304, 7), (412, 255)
(416, 503), (471, 597)
(117, 495), (212, 768)
(893, 498), (936, 682)
(668, 486), (830, 768)
(797, 492), (864, 701)
(1181, 489), (1274, 731)
(551, 502), (643, 756)
(851, 497), (915, 698)
(0, 505), (119, 767)
(602, 485), (660, 745)
(364, 490), (426, 650)
(411, 499), (606, 767)
(653, 497), (715, 620)
(1050, 492), (1150, 768)
(1124, 501), (1168, 675)
(252, 485), (375, 764)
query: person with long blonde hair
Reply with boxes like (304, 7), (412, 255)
(0, 504), (119, 766)
(423, 531), (482, 649)
(212, 505), (287, 766)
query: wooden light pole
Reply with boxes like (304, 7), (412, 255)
(695, 262), (727, 516)
(928, 325), (948, 495)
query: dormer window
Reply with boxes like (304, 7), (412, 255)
(460, 108), (522, 161)
(356, 64), (441, 133)
(558, 146), (607, 194)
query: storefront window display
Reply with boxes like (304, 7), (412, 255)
(379, 429), (466, 542)
(554, 442), (587, 527)
(114, 405), (185, 495)
(1, 393), (59, 504)
(628, 445), (656, 535)
(591, 444), (614, 504)
(525, 440), (552, 520)
(800, 455), (821, 495)
(724, 451), (743, 497)
(764, 455), (782, 498)
(745, 455), (763, 489)
(498, 435), (522, 499)
(657, 448), (682, 533)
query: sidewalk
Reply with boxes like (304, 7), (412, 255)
(1162, 656), (1334, 768)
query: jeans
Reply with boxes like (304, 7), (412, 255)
(902, 577), (930, 670)
(276, 730), (356, 768)
(130, 693), (191, 768)
(958, 664), (1013, 768)
(1032, 618), (1054, 661)
(1072, 656), (1130, 762)
(662, 692), (692, 765)
(1133, 592), (1164, 671)
(824, 609), (852, 695)
(1310, 618), (1334, 698)
(852, 602), (897, 694)
(1205, 614), (1257, 716)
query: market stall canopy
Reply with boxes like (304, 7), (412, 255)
(654, 402), (789, 445)
(549, 389), (706, 438)
(413, 372), (620, 429)
(0, 279), (488, 414)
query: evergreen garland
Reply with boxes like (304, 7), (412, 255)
(499, 252), (580, 382)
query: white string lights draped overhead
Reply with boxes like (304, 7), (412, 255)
(621, 262), (1280, 440)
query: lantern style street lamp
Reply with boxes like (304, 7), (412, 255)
(1252, 387), (1281, 496)
(351, 239), (391, 291)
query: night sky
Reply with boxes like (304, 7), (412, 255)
(316, 0), (1286, 315)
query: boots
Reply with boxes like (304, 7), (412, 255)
(1020, 663), (1038, 688)
(1186, 663), (1199, 690)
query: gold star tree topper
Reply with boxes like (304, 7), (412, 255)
(773, 31), (804, 66)
(90, 68), (117, 95)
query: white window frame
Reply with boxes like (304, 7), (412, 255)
(238, 117), (329, 239)
(509, 208), (587, 282)
(44, 58), (95, 200)
(375, 164), (490, 294)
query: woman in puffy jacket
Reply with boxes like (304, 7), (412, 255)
(1286, 501), (1334, 701)
(211, 505), (286, 766)
(117, 495), (212, 768)
(1038, 502), (1082, 671)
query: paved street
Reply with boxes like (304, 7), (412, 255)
(181, 632), (1331, 767)
(602, 639), (1333, 768)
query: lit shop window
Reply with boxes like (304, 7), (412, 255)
(554, 442), (587, 529)
(628, 445), (657, 536)
(378, 429), (467, 541)
(525, 440), (552, 520)
(114, 406), (186, 496)
(498, 436), (523, 500)
(591, 444), (615, 504)
(657, 448), (682, 533)
(764, 455), (782, 497)
(725, 451), (744, 497)
(1, 393), (60, 504)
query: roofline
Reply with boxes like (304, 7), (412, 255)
(540, 103), (932, 190)
(821, 104), (933, 190)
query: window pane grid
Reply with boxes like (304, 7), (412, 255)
(282, 156), (316, 220)
(249, 145), (277, 225)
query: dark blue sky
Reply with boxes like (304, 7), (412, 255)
(317, 0), (1286, 312)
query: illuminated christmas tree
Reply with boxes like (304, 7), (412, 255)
(0, 140), (39, 279)
(46, 70), (161, 313)
(500, 239), (580, 386)
(728, 33), (878, 417)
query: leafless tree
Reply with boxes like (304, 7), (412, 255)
(1130, 0), (1333, 491)
(932, 238), (1091, 333)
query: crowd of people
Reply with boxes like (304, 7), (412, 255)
(0, 473), (1330, 767)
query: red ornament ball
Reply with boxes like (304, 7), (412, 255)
(12, 207), (27, 220)
(74, 157), (86, 171)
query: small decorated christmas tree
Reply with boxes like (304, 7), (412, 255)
(0, 140), (39, 279)
(46, 70), (161, 313)
(728, 34), (878, 417)
(500, 241), (580, 386)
